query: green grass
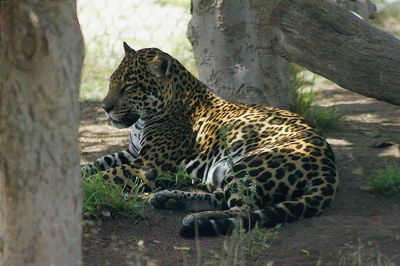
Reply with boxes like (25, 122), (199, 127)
(82, 170), (147, 220)
(154, 0), (191, 9)
(373, 2), (400, 38)
(156, 171), (195, 189)
(292, 91), (341, 129)
(367, 165), (400, 195)
(338, 240), (396, 266)
(289, 64), (341, 129)
(205, 224), (279, 265)
(80, 39), (120, 101)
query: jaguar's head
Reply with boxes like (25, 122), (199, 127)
(102, 43), (176, 128)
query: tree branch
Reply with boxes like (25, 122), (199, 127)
(334, 0), (377, 19)
(271, 0), (400, 106)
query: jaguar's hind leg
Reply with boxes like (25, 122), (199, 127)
(150, 189), (228, 211)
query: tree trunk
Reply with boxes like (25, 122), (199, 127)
(334, 0), (377, 19)
(269, 0), (400, 106)
(189, 0), (400, 107)
(0, 1), (84, 265)
(188, 0), (294, 109)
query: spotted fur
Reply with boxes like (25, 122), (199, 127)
(83, 43), (339, 237)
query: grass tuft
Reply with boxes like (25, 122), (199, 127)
(367, 165), (400, 195)
(156, 171), (195, 189)
(82, 170), (147, 220)
(289, 64), (341, 129)
(338, 240), (396, 266)
(206, 224), (279, 265)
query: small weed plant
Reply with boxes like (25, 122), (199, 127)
(289, 64), (341, 129)
(219, 124), (235, 168)
(82, 169), (147, 220)
(338, 240), (396, 266)
(205, 224), (279, 266)
(367, 165), (400, 195)
(201, 127), (278, 265)
(156, 171), (195, 189)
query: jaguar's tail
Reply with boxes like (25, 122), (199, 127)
(179, 184), (337, 238)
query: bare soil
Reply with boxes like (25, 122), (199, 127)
(80, 82), (400, 266)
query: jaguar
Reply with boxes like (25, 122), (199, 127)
(83, 42), (339, 237)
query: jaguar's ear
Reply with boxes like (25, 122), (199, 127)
(123, 42), (135, 54)
(148, 54), (172, 79)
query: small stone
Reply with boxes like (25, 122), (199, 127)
(360, 186), (373, 192)
(83, 212), (91, 219)
(101, 209), (111, 217)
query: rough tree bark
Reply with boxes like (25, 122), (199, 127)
(270, 0), (400, 106)
(0, 1), (84, 265)
(189, 0), (400, 107)
(334, 0), (377, 19)
(188, 1), (294, 109)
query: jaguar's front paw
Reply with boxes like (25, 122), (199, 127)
(149, 190), (185, 210)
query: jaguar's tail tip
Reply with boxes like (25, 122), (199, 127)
(179, 224), (196, 238)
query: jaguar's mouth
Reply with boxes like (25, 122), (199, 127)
(106, 112), (140, 129)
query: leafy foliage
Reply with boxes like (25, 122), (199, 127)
(290, 64), (341, 129)
(206, 225), (279, 266)
(82, 170), (147, 220)
(367, 165), (400, 195)
(339, 240), (396, 266)
(156, 171), (195, 189)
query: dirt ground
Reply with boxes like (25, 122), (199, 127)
(80, 80), (400, 266)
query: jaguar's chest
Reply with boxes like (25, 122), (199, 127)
(128, 118), (146, 158)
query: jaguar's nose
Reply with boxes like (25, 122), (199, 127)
(102, 103), (114, 113)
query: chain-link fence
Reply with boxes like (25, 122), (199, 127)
(77, 0), (195, 100)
